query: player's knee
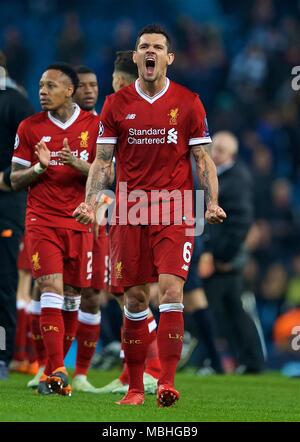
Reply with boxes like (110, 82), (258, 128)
(125, 287), (148, 312)
(160, 285), (183, 304)
(80, 288), (101, 313)
(37, 280), (63, 297)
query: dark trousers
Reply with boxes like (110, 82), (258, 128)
(204, 272), (264, 371)
(0, 230), (21, 365)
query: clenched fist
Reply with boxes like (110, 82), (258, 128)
(73, 202), (95, 224)
(205, 204), (227, 224)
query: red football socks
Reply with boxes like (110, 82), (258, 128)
(62, 310), (78, 357)
(30, 313), (46, 367)
(145, 315), (161, 378)
(157, 311), (184, 386)
(123, 315), (150, 392)
(74, 311), (101, 376)
(75, 322), (100, 376)
(40, 307), (65, 373)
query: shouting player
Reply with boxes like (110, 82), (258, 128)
(74, 25), (226, 407)
(11, 63), (99, 396)
(97, 51), (160, 395)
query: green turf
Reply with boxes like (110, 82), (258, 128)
(0, 370), (299, 422)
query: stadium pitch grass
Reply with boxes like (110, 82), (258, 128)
(0, 370), (299, 422)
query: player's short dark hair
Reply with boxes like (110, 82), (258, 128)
(135, 24), (172, 52)
(114, 51), (138, 78)
(75, 65), (96, 76)
(46, 62), (79, 95)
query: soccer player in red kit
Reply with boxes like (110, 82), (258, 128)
(11, 63), (99, 396)
(74, 25), (226, 406)
(96, 51), (160, 396)
(70, 65), (107, 393)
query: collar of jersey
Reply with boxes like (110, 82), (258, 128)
(47, 103), (81, 129)
(135, 78), (170, 104)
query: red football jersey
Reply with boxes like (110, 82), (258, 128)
(97, 79), (211, 223)
(12, 104), (99, 231)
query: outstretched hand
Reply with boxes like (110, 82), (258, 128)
(34, 140), (50, 169)
(59, 138), (75, 166)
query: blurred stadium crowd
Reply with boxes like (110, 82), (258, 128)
(1, 0), (300, 371)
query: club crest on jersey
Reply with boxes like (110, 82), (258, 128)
(168, 108), (179, 125)
(79, 131), (89, 148)
(31, 252), (41, 271)
(98, 121), (104, 137)
(115, 261), (123, 279)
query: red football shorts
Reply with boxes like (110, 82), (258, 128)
(91, 225), (109, 291)
(110, 223), (194, 288)
(109, 284), (124, 297)
(27, 225), (93, 288)
(17, 233), (31, 272)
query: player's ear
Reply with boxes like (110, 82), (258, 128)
(132, 51), (138, 65)
(66, 84), (74, 98)
(167, 52), (175, 66)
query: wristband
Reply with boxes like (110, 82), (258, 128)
(33, 162), (46, 175)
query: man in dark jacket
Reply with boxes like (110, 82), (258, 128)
(0, 51), (34, 379)
(199, 131), (265, 373)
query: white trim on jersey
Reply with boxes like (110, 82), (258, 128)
(11, 156), (31, 167)
(188, 136), (212, 146)
(47, 103), (81, 130)
(135, 78), (170, 104)
(97, 137), (118, 144)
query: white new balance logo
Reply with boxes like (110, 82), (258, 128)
(167, 128), (178, 144)
(80, 150), (89, 161)
(126, 114), (136, 119)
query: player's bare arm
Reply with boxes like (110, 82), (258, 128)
(11, 140), (50, 191)
(192, 143), (227, 224)
(73, 143), (114, 224)
(0, 171), (11, 192)
(59, 137), (90, 176)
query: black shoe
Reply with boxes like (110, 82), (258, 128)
(46, 369), (72, 396)
(37, 380), (53, 395)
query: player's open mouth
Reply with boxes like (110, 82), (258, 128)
(145, 57), (155, 75)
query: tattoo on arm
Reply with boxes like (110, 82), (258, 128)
(10, 162), (41, 191)
(192, 143), (218, 206)
(37, 273), (62, 283)
(85, 144), (115, 206)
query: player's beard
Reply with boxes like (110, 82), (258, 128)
(40, 103), (51, 111)
(81, 104), (95, 111)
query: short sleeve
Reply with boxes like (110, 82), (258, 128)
(97, 96), (118, 145)
(188, 96), (212, 146)
(11, 119), (33, 167)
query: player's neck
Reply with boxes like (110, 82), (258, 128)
(50, 102), (76, 123)
(138, 77), (167, 97)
